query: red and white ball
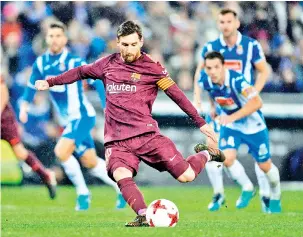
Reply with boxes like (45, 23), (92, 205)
(146, 199), (179, 227)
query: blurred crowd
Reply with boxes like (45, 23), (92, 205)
(2, 1), (303, 95)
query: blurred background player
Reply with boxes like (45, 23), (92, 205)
(193, 8), (271, 211)
(1, 75), (57, 199)
(19, 21), (126, 211)
(199, 51), (281, 213)
(34, 20), (225, 227)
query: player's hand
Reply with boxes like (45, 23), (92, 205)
(218, 115), (235, 125)
(35, 80), (49, 91)
(200, 123), (218, 144)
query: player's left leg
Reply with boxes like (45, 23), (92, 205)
(255, 162), (271, 213)
(245, 129), (281, 213)
(79, 147), (126, 209)
(219, 127), (255, 209)
(258, 160), (281, 213)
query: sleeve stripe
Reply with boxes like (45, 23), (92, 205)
(157, 77), (175, 90)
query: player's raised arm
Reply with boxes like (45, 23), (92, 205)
(157, 77), (217, 144)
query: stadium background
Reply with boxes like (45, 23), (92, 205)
(1, 1), (303, 187)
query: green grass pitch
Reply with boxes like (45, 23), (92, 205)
(2, 186), (303, 237)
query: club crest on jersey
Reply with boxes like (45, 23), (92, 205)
(131, 73), (141, 82)
(59, 63), (66, 71)
(236, 45), (243, 55)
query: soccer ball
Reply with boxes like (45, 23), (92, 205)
(146, 199), (179, 227)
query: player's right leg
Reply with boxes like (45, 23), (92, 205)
(55, 136), (90, 211)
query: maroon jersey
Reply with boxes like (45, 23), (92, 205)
(47, 53), (206, 143)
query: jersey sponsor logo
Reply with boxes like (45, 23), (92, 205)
(106, 83), (137, 94)
(224, 60), (242, 73)
(131, 73), (141, 82)
(215, 97), (238, 110)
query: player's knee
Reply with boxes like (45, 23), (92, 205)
(113, 167), (133, 182)
(258, 159), (272, 173)
(223, 157), (236, 167)
(54, 145), (70, 161)
(80, 150), (97, 168)
(177, 169), (196, 183)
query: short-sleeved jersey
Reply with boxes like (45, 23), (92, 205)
(24, 48), (95, 126)
(79, 53), (174, 143)
(201, 32), (265, 85)
(198, 69), (266, 134)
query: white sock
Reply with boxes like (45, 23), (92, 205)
(265, 164), (281, 200)
(225, 160), (254, 191)
(61, 156), (89, 195)
(255, 162), (271, 198)
(206, 162), (224, 195)
(89, 157), (120, 194)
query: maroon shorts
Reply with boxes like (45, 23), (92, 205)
(105, 132), (189, 181)
(1, 104), (21, 146)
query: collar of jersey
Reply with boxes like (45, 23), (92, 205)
(219, 31), (242, 48)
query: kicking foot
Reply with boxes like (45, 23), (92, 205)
(194, 143), (225, 162)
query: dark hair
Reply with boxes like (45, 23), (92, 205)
(219, 8), (237, 17)
(117, 21), (142, 40)
(49, 21), (67, 33)
(205, 51), (225, 64)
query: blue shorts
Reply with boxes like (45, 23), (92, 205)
(62, 116), (96, 158)
(219, 127), (271, 163)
